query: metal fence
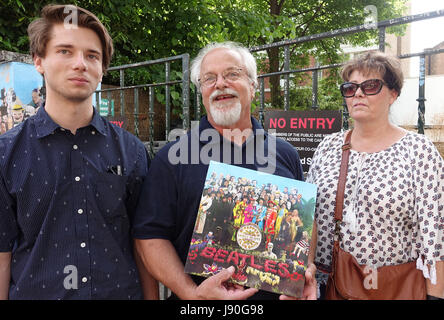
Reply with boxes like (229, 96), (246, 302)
(249, 9), (444, 132)
(97, 9), (444, 149)
(94, 53), (190, 158)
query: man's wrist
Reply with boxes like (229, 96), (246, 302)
(176, 280), (201, 300)
(308, 262), (317, 276)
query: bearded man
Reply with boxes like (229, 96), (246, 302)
(133, 42), (315, 300)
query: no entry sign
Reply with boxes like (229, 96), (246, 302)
(264, 110), (342, 172)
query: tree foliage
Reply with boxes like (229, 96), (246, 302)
(0, 0), (408, 112)
(212, 0), (408, 108)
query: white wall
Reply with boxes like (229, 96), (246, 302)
(391, 75), (444, 127)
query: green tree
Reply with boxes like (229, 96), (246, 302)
(212, 0), (408, 108)
(0, 0), (232, 114)
(0, 0), (408, 114)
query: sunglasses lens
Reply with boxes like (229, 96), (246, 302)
(340, 83), (358, 97)
(361, 79), (383, 95)
(340, 79), (384, 97)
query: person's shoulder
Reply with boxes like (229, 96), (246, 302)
(401, 130), (442, 159)
(0, 123), (23, 139)
(310, 130), (343, 153)
(154, 131), (192, 159)
(0, 121), (26, 150)
(273, 134), (293, 149)
(402, 130), (434, 146)
(0, 122), (30, 173)
(270, 136), (301, 169)
(322, 130), (343, 145)
(104, 118), (145, 148)
(272, 134), (297, 156)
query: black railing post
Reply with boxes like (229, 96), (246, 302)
(149, 86), (155, 155)
(134, 88), (139, 137)
(95, 90), (100, 113)
(182, 53), (190, 131)
(107, 91), (111, 116)
(195, 90), (201, 120)
(284, 45), (290, 111)
(342, 98), (349, 131)
(417, 54), (426, 135)
(119, 69), (125, 116)
(378, 26), (386, 52)
(259, 77), (265, 126)
(165, 61), (171, 139)
(311, 61), (319, 110)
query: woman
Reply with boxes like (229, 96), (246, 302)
(290, 209), (303, 243)
(195, 189), (213, 234)
(307, 51), (443, 299)
(243, 199), (254, 224)
(274, 202), (288, 239)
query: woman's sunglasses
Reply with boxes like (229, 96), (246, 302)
(340, 79), (387, 98)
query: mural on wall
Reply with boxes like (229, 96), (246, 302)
(0, 61), (100, 135)
(0, 62), (44, 134)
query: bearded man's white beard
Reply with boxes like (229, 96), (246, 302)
(209, 89), (242, 126)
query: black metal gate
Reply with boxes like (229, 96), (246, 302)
(94, 54), (190, 158)
(249, 9), (444, 133)
(96, 9), (444, 153)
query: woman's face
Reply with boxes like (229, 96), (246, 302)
(344, 70), (398, 124)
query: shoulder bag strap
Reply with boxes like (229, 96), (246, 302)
(334, 129), (353, 222)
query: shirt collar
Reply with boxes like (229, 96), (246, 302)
(34, 105), (107, 138)
(89, 107), (108, 136)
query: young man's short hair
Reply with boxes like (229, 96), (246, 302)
(27, 4), (113, 72)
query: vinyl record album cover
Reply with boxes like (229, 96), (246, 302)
(184, 161), (317, 297)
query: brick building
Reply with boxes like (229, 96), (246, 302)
(425, 41), (444, 75)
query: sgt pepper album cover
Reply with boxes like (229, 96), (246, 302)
(184, 161), (317, 297)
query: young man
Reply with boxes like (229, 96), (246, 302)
(133, 42), (316, 300)
(0, 4), (157, 300)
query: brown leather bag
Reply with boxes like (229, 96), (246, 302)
(325, 130), (426, 300)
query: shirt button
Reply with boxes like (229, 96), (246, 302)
(82, 277), (88, 283)
(73, 145), (78, 150)
(77, 209), (83, 214)
(91, 131), (96, 135)
(75, 176), (80, 182)
(80, 242), (86, 248)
